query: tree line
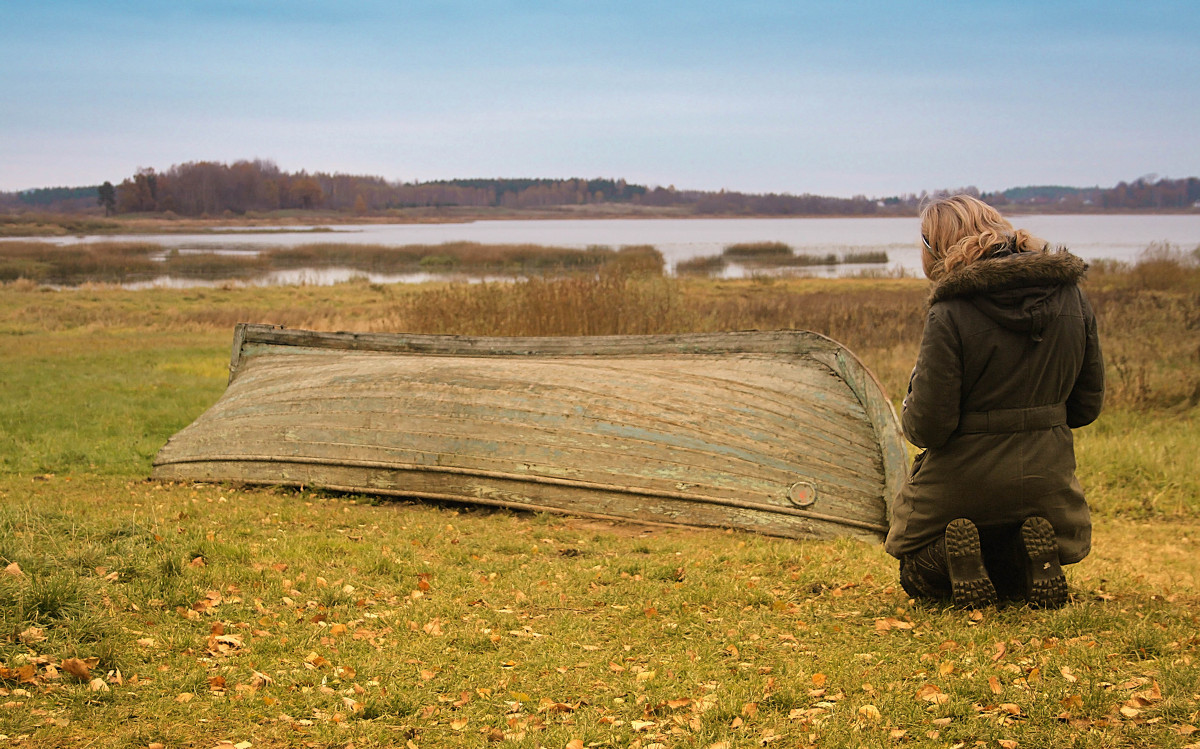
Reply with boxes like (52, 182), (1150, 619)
(0, 160), (881, 217)
(2, 160), (1198, 217)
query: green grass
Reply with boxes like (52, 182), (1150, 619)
(1, 259), (1199, 746)
(2, 478), (1199, 747)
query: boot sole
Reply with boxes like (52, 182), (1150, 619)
(944, 519), (997, 609)
(1020, 517), (1068, 608)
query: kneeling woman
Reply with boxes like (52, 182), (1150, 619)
(885, 195), (1105, 608)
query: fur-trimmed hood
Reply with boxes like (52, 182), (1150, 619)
(929, 249), (1088, 341)
(930, 248), (1087, 304)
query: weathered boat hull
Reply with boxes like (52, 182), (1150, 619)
(153, 324), (906, 541)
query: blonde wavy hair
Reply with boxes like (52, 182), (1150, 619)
(919, 195), (1048, 280)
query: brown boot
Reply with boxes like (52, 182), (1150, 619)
(944, 518), (998, 609)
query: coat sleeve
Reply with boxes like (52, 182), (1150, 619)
(1066, 289), (1104, 428)
(902, 305), (963, 449)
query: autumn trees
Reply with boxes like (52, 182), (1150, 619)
(21, 160), (1194, 218)
(96, 161), (880, 218)
(112, 161), (329, 215)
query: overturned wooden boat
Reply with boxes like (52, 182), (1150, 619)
(153, 324), (906, 541)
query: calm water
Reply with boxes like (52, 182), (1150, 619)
(24, 214), (1200, 286)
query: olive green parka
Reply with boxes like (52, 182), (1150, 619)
(884, 248), (1105, 563)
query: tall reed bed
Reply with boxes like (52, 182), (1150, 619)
(676, 242), (889, 276)
(2, 247), (1196, 411)
(0, 213), (121, 237)
(0, 240), (666, 284)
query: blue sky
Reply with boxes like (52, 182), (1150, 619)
(2, 1), (1197, 196)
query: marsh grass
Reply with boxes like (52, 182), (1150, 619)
(0, 214), (121, 238)
(679, 244), (891, 277)
(0, 241), (669, 286)
(841, 250), (889, 264)
(723, 241), (795, 260)
(1, 252), (1199, 746)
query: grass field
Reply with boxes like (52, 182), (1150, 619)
(2, 255), (1199, 748)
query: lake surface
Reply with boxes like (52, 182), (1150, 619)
(22, 214), (1200, 286)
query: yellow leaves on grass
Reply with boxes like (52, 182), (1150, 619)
(18, 626), (46, 645)
(60, 657), (94, 681)
(1119, 680), (1163, 718)
(304, 652), (330, 669)
(856, 704), (882, 723)
(915, 684), (949, 705)
(873, 617), (914, 633)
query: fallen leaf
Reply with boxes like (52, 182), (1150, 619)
(3, 562), (22, 577)
(566, 740), (585, 749)
(177, 692), (195, 703)
(1060, 666), (1078, 683)
(857, 704), (881, 722)
(136, 638), (156, 648)
(304, 652), (329, 669)
(875, 617), (914, 632)
(61, 658), (91, 680)
(1060, 694), (1083, 710)
(88, 678), (109, 692)
(636, 669), (657, 681)
(1134, 682), (1163, 703)
(989, 676), (1003, 694)
(18, 627), (46, 645)
(915, 684), (949, 704)
(998, 741), (1018, 749)
(992, 641), (1007, 661)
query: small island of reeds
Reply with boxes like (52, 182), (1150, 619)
(675, 241), (889, 276)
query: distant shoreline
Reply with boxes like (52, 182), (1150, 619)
(3, 204), (1198, 238)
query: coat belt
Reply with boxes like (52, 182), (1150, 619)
(958, 403), (1068, 433)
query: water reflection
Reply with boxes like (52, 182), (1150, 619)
(13, 214), (1200, 288)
